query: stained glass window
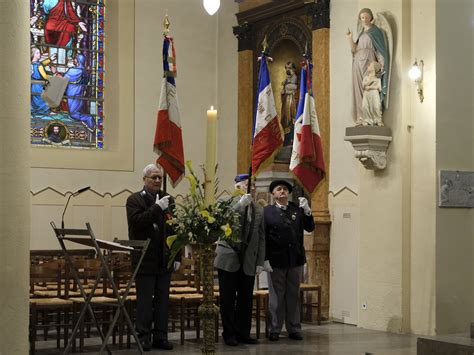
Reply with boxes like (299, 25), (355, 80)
(30, 0), (105, 149)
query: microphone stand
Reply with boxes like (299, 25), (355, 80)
(61, 186), (91, 235)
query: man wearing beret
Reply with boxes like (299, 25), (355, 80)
(264, 179), (315, 341)
(214, 174), (265, 346)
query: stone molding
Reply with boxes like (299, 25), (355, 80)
(344, 126), (393, 170)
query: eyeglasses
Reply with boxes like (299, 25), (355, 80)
(146, 175), (163, 181)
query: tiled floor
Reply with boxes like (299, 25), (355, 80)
(35, 322), (418, 354)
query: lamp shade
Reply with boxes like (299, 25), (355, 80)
(203, 0), (220, 15)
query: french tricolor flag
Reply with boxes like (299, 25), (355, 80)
(251, 54), (283, 176)
(154, 35), (185, 187)
(290, 60), (325, 194)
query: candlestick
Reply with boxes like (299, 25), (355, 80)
(204, 106), (217, 206)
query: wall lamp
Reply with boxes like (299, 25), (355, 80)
(408, 59), (424, 103)
(203, 0), (220, 15)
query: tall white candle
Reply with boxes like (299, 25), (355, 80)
(204, 106), (217, 206)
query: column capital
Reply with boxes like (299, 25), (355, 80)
(309, 0), (330, 30)
(233, 22), (254, 52)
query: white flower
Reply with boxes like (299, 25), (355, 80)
(188, 232), (193, 238)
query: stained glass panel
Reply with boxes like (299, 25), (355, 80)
(30, 0), (105, 149)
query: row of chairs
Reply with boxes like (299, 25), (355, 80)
(29, 250), (141, 353)
(29, 250), (321, 353)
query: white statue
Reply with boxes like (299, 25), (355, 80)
(361, 61), (383, 126)
(346, 8), (392, 126)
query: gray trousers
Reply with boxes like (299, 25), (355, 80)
(267, 265), (302, 334)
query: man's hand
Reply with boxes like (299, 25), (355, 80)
(238, 193), (252, 208)
(256, 265), (264, 275)
(156, 195), (170, 210)
(299, 197), (311, 215)
(173, 261), (181, 272)
(263, 260), (273, 273)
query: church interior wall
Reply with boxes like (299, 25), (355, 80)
(23, 0), (473, 340)
(0, 2), (30, 353)
(434, 0), (473, 334)
(30, 0), (239, 248)
(328, 0), (361, 327)
(328, 189), (360, 326)
(354, 0), (408, 333)
(408, 0), (437, 336)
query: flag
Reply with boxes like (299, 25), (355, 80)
(251, 54), (283, 176)
(154, 35), (185, 187)
(289, 60), (325, 194)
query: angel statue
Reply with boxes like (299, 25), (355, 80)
(346, 8), (392, 126)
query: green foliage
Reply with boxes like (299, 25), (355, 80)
(166, 161), (241, 267)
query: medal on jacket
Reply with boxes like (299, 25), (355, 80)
(292, 213), (296, 220)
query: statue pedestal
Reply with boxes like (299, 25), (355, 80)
(254, 162), (304, 205)
(344, 126), (392, 170)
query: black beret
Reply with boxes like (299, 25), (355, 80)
(234, 174), (249, 183)
(269, 179), (293, 193)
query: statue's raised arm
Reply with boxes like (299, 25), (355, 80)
(347, 8), (392, 125)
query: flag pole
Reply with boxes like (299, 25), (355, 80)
(161, 14), (170, 197)
(161, 14), (170, 261)
(241, 36), (269, 247)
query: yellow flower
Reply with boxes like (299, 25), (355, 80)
(220, 223), (232, 237)
(232, 188), (245, 197)
(200, 210), (216, 224)
(166, 235), (177, 248)
(166, 218), (176, 225)
(185, 174), (197, 194)
(185, 160), (194, 174)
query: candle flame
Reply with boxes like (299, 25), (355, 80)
(210, 105), (214, 110)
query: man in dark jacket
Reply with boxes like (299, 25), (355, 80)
(126, 163), (180, 351)
(264, 179), (315, 341)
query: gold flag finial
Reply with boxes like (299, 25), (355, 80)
(262, 35), (268, 54)
(163, 14), (170, 36)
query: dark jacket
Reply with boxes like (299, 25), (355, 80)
(264, 202), (315, 269)
(126, 188), (178, 274)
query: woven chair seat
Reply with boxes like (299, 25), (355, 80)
(69, 296), (117, 303)
(170, 286), (198, 294)
(30, 297), (73, 306)
(33, 290), (81, 297)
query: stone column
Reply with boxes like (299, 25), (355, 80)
(305, 0), (331, 320)
(0, 1), (30, 353)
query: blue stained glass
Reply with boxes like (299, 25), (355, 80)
(30, 0), (105, 149)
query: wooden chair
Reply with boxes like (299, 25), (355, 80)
(29, 260), (73, 354)
(253, 289), (269, 339)
(64, 257), (119, 352)
(299, 283), (321, 324)
(168, 254), (219, 345)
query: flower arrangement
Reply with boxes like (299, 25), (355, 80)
(166, 161), (241, 265)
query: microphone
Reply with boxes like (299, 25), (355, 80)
(61, 186), (91, 230)
(75, 186), (91, 195)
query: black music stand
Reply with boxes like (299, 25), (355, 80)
(51, 222), (150, 354)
